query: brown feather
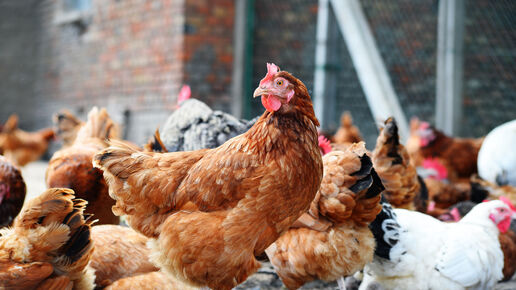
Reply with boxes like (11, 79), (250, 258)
(0, 188), (95, 289)
(90, 225), (158, 288)
(333, 112), (362, 144)
(0, 155), (26, 227)
(94, 69), (323, 290)
(46, 107), (120, 225)
(0, 115), (55, 166)
(373, 117), (424, 210)
(265, 142), (384, 289)
(419, 126), (483, 180)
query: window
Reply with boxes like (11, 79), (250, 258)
(63, 0), (92, 13)
(54, 0), (92, 35)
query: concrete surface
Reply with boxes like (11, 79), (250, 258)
(20, 160), (48, 204)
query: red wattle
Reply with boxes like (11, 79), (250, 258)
(261, 95), (281, 112)
(498, 216), (511, 233)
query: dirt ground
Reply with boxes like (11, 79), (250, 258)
(21, 161), (516, 289)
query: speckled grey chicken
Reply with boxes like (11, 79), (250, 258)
(151, 86), (258, 152)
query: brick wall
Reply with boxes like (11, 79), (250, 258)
(32, 0), (185, 144)
(0, 0), (41, 130)
(1, 0), (237, 145)
(183, 0), (235, 111)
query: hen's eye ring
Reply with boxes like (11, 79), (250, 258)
(276, 80), (283, 86)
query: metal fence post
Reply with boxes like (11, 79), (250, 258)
(435, 0), (465, 135)
(313, 0), (330, 129)
(231, 0), (248, 118)
(329, 0), (409, 141)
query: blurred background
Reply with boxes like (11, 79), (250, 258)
(1, 0), (515, 149)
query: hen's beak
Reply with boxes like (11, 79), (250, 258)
(253, 87), (268, 98)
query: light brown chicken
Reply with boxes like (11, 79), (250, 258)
(266, 142), (384, 289)
(0, 155), (26, 228)
(415, 121), (483, 180)
(105, 271), (196, 290)
(372, 117), (427, 211)
(333, 112), (362, 145)
(0, 114), (55, 166)
(90, 225), (158, 287)
(53, 109), (84, 148)
(46, 107), (120, 225)
(93, 63), (324, 290)
(0, 188), (95, 289)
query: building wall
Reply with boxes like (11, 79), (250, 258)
(1, 0), (236, 145)
(183, 0), (235, 111)
(249, 0), (318, 118)
(0, 0), (41, 130)
(33, 0), (185, 143)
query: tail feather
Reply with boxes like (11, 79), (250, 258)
(7, 188), (95, 284)
(3, 114), (18, 132)
(144, 129), (168, 153)
(414, 175), (429, 212)
(470, 177), (491, 203)
(314, 142), (384, 226)
(382, 117), (403, 165)
(53, 110), (84, 145)
(74, 107), (119, 144)
(341, 112), (353, 127)
(369, 198), (401, 260)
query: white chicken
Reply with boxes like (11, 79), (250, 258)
(478, 119), (516, 186)
(361, 199), (514, 290)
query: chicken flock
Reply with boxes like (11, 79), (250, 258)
(0, 63), (515, 290)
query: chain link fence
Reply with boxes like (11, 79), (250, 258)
(462, 0), (516, 137)
(248, 0), (319, 118)
(247, 0), (515, 147)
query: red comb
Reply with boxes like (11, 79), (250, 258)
(427, 201), (436, 212)
(420, 122), (430, 130)
(259, 63), (280, 86)
(422, 158), (448, 180)
(500, 196), (516, 212)
(178, 85), (191, 103)
(450, 207), (461, 222)
(318, 135), (332, 155)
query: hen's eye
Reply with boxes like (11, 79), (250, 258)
(276, 80), (283, 86)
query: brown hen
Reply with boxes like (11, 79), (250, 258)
(93, 63), (323, 290)
(333, 112), (362, 145)
(0, 155), (26, 228)
(266, 142), (384, 289)
(90, 225), (158, 288)
(46, 107), (120, 225)
(53, 109), (84, 148)
(415, 121), (483, 180)
(500, 228), (516, 281)
(372, 117), (427, 211)
(0, 114), (55, 166)
(0, 188), (95, 289)
(105, 271), (196, 290)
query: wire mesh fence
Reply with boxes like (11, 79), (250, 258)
(248, 0), (319, 118)
(247, 0), (515, 146)
(361, 0), (438, 129)
(462, 0), (516, 137)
